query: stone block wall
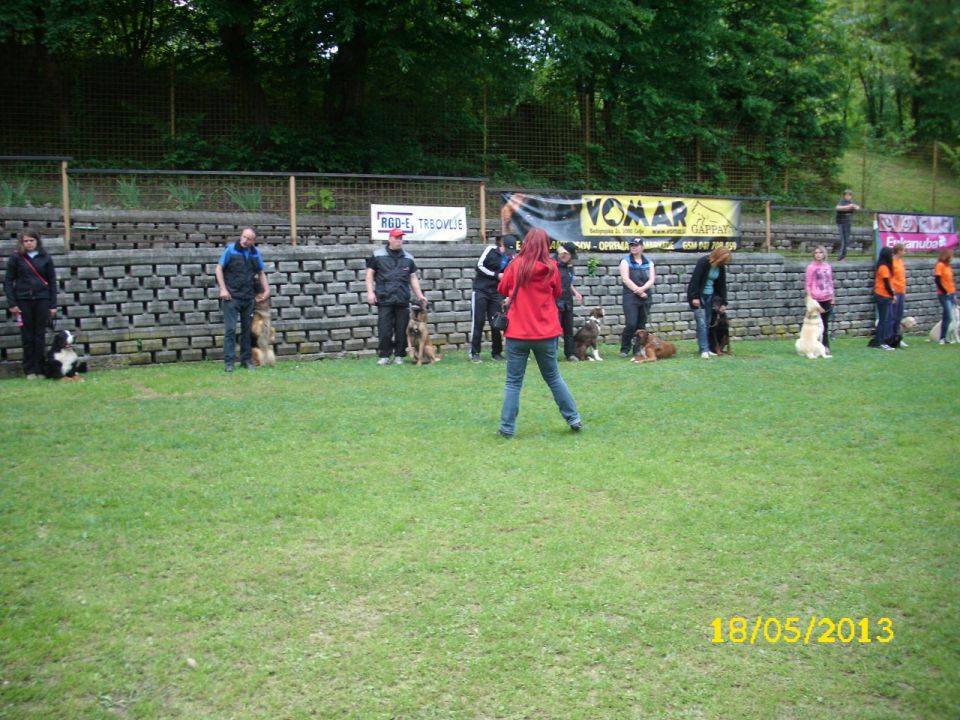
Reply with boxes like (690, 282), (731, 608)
(2, 207), (873, 254)
(0, 237), (946, 376)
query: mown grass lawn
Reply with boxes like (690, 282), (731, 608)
(1, 338), (958, 719)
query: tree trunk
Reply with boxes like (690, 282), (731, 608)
(216, 3), (270, 128)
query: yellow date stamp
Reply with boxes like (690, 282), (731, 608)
(711, 616), (894, 645)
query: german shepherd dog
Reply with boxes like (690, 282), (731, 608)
(709, 300), (732, 355)
(631, 329), (677, 363)
(573, 306), (605, 361)
(251, 296), (276, 367)
(45, 329), (88, 380)
(406, 299), (441, 366)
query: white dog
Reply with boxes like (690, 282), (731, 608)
(795, 295), (830, 359)
(929, 306), (960, 344)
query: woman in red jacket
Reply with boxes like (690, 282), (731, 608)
(496, 228), (582, 437)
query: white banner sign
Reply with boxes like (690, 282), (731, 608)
(370, 204), (467, 243)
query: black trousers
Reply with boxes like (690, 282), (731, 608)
(470, 291), (503, 356)
(816, 299), (833, 348)
(558, 303), (575, 358)
(18, 298), (50, 375)
(377, 303), (410, 358)
(620, 296), (650, 353)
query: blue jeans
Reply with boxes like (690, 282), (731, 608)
(499, 337), (581, 436)
(939, 293), (956, 341)
(692, 293), (714, 354)
(873, 294), (892, 346)
(223, 296), (254, 365)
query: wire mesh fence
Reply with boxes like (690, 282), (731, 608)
(2, 52), (955, 208)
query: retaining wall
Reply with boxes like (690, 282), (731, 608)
(2, 207), (873, 255)
(0, 237), (946, 377)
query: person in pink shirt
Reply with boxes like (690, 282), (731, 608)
(496, 228), (582, 437)
(804, 245), (835, 355)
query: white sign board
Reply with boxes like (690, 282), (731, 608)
(370, 204), (467, 243)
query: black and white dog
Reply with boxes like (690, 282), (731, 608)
(45, 330), (87, 380)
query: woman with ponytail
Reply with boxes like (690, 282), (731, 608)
(496, 228), (582, 437)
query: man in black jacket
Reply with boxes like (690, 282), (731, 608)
(365, 228), (427, 365)
(469, 233), (516, 362)
(215, 228), (270, 372)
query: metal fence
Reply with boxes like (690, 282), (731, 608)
(0, 156), (950, 257)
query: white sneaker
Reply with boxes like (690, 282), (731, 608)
(939, 339), (946, 345)
(708, 351), (718, 357)
(880, 344), (895, 351)
(700, 352), (711, 359)
(394, 356), (404, 365)
(377, 357), (390, 365)
(899, 340), (909, 348)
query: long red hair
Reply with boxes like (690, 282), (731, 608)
(512, 228), (553, 288)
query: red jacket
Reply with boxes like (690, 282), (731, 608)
(498, 260), (562, 340)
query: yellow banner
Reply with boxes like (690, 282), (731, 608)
(579, 196), (740, 237)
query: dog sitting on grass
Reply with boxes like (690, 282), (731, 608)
(572, 306), (605, 361)
(795, 295), (829, 359)
(251, 296), (276, 367)
(44, 329), (88, 380)
(405, 299), (441, 366)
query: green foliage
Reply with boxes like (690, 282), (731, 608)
(224, 187), (262, 212)
(67, 179), (95, 209)
(3, 0), (955, 206)
(586, 256), (599, 276)
(0, 178), (30, 206)
(163, 180), (204, 210)
(116, 177), (140, 209)
(304, 188), (335, 212)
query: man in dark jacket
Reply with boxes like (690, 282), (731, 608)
(215, 228), (270, 372)
(365, 228), (427, 365)
(469, 233), (516, 362)
(555, 242), (582, 361)
(835, 189), (860, 261)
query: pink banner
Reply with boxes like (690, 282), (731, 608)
(877, 212), (957, 252)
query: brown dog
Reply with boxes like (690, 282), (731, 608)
(251, 296), (276, 367)
(405, 300), (442, 366)
(573, 306), (605, 361)
(631, 329), (677, 363)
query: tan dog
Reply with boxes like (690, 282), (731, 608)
(573, 306), (605, 361)
(405, 300), (441, 366)
(251, 296), (276, 367)
(929, 306), (959, 343)
(631, 329), (677, 363)
(795, 295), (829, 359)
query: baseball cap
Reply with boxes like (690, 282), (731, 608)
(559, 242), (578, 259)
(389, 228), (405, 238)
(501, 234), (518, 250)
(628, 237), (644, 246)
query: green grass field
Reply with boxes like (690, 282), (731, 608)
(2, 339), (958, 719)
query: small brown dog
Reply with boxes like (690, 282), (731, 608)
(631, 329), (677, 364)
(251, 296), (276, 367)
(573, 306), (605, 361)
(406, 300), (441, 366)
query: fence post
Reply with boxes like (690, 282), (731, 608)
(764, 200), (771, 252)
(61, 160), (71, 251)
(479, 181), (486, 240)
(289, 175), (297, 246)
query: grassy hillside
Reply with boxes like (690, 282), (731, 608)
(839, 147), (960, 215)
